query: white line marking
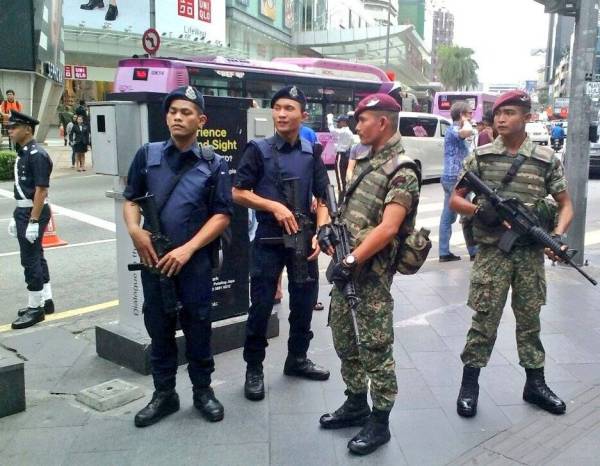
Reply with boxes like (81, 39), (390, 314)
(0, 238), (116, 257)
(0, 188), (116, 233)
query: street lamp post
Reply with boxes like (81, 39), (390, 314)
(563, 0), (598, 265)
(385, 0), (392, 68)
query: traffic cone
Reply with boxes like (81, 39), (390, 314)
(42, 208), (68, 248)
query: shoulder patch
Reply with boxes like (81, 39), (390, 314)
(531, 144), (554, 164)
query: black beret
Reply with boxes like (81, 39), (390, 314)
(162, 86), (205, 114)
(270, 85), (306, 110)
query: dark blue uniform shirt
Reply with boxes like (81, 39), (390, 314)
(14, 140), (52, 200)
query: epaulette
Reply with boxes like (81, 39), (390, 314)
(381, 154), (422, 186)
(531, 144), (554, 164)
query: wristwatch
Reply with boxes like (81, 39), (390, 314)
(29, 218), (39, 224)
(343, 254), (357, 268)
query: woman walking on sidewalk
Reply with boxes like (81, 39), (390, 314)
(70, 115), (90, 171)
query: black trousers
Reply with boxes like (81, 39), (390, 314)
(335, 151), (350, 194)
(141, 271), (214, 391)
(14, 205), (51, 292)
(244, 240), (319, 368)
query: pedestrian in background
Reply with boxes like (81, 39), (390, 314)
(476, 111), (495, 146)
(1, 90), (24, 150)
(327, 113), (354, 194)
(318, 94), (421, 455)
(7, 111), (55, 329)
(66, 114), (77, 168)
(70, 115), (90, 171)
(233, 85), (331, 403)
(450, 90), (574, 418)
(438, 101), (477, 262)
(123, 86), (232, 427)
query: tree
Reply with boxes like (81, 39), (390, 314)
(438, 45), (479, 91)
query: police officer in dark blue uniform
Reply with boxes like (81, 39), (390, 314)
(233, 85), (331, 401)
(7, 111), (55, 330)
(123, 86), (233, 427)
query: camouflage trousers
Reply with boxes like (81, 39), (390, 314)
(329, 270), (397, 411)
(461, 245), (547, 369)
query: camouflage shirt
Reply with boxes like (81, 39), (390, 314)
(342, 132), (421, 275)
(459, 135), (568, 245)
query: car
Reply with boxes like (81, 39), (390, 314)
(526, 122), (550, 145)
(397, 112), (451, 180)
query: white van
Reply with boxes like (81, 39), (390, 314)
(397, 112), (451, 180)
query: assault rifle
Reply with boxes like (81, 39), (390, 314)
(127, 194), (184, 314)
(324, 184), (361, 345)
(260, 177), (314, 284)
(463, 171), (597, 286)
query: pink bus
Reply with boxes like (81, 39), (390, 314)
(433, 91), (497, 123)
(113, 56), (396, 167)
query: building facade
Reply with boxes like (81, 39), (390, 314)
(397, 0), (425, 39)
(430, 8), (453, 81)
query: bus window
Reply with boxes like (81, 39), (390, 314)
(188, 67), (242, 97)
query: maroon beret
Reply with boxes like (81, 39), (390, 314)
(492, 90), (531, 113)
(354, 93), (402, 119)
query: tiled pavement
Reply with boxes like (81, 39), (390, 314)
(1, 250), (599, 465)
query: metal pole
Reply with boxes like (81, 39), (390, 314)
(385, 0), (392, 68)
(149, 0), (155, 29)
(565, 0), (598, 265)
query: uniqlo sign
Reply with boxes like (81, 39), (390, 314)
(74, 66), (88, 79)
(64, 65), (73, 79)
(178, 0), (194, 19)
(198, 0), (211, 22)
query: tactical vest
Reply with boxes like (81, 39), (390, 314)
(251, 136), (315, 232)
(472, 142), (554, 245)
(144, 141), (222, 306)
(341, 145), (419, 276)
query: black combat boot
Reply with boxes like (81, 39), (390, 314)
(523, 368), (566, 415)
(134, 390), (180, 427)
(80, 0), (104, 10)
(244, 366), (265, 401)
(457, 366), (480, 417)
(193, 387), (224, 422)
(283, 354), (330, 381)
(319, 391), (371, 429)
(105, 4), (118, 20)
(347, 408), (391, 456)
(11, 307), (45, 330)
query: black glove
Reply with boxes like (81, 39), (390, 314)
(474, 202), (502, 227)
(317, 224), (339, 252)
(326, 260), (353, 291)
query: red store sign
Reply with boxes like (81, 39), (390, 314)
(198, 0), (211, 22)
(178, 0), (194, 19)
(64, 65), (88, 80)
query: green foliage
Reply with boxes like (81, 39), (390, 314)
(0, 150), (17, 181)
(438, 45), (479, 91)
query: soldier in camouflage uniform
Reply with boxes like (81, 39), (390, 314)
(317, 94), (421, 456)
(449, 90), (574, 417)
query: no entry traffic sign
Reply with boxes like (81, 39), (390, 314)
(142, 28), (160, 55)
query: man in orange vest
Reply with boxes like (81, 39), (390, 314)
(1, 90), (24, 150)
